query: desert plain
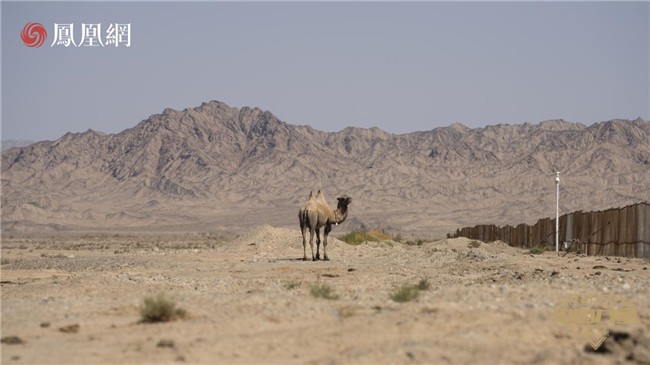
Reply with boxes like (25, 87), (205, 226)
(1, 226), (649, 364)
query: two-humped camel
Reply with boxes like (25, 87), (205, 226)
(298, 190), (351, 261)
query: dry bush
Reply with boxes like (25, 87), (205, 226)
(405, 239), (426, 246)
(338, 231), (376, 245)
(338, 229), (391, 245)
(366, 229), (391, 241)
(416, 278), (431, 291)
(284, 280), (301, 290)
(309, 283), (339, 300)
(390, 284), (420, 303)
(139, 293), (186, 323)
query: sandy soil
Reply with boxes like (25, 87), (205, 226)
(1, 226), (649, 364)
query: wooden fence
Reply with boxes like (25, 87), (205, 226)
(448, 202), (650, 258)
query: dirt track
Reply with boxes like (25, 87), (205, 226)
(1, 226), (649, 364)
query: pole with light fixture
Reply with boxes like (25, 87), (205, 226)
(555, 171), (560, 252)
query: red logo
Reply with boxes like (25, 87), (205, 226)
(21, 22), (47, 48)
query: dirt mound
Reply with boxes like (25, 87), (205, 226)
(227, 225), (306, 259)
(225, 224), (361, 260)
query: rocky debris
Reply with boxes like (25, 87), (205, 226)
(1, 336), (25, 344)
(465, 249), (486, 261)
(59, 324), (80, 333)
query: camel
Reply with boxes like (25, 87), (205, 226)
(298, 190), (352, 261)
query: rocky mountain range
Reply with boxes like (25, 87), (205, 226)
(2, 100), (649, 236)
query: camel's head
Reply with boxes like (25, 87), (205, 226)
(336, 195), (352, 210)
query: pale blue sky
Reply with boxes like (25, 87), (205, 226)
(2, 1), (649, 141)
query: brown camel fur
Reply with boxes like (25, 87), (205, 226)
(298, 190), (351, 261)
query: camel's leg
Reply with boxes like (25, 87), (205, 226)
(308, 227), (316, 261)
(300, 222), (308, 261)
(323, 224), (332, 261)
(315, 228), (321, 260)
(298, 210), (307, 261)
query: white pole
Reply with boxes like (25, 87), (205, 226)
(555, 172), (560, 252)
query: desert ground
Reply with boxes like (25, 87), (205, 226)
(1, 226), (649, 365)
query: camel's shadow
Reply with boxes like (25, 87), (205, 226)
(272, 257), (304, 262)
(267, 257), (330, 263)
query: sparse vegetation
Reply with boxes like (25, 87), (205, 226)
(157, 339), (175, 348)
(339, 230), (434, 246)
(309, 283), (339, 300)
(284, 280), (301, 290)
(404, 238), (431, 246)
(1, 336), (25, 344)
(391, 278), (431, 302)
(139, 293), (186, 323)
(390, 284), (420, 303)
(41, 253), (68, 259)
(416, 278), (431, 291)
(468, 240), (481, 248)
(338, 231), (374, 244)
(338, 229), (389, 245)
(528, 247), (545, 255)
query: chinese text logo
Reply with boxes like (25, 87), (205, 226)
(51, 23), (131, 47)
(22, 22), (131, 48)
(21, 22), (47, 48)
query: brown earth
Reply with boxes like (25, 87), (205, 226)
(2, 226), (649, 364)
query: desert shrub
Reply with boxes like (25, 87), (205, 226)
(528, 247), (545, 255)
(405, 239), (427, 246)
(366, 229), (391, 241)
(468, 240), (481, 248)
(285, 280), (301, 290)
(416, 278), (431, 291)
(309, 283), (339, 300)
(140, 293), (186, 323)
(338, 229), (393, 245)
(392, 233), (403, 242)
(390, 284), (420, 303)
(338, 231), (373, 244)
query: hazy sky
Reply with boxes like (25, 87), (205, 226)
(2, 1), (649, 141)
